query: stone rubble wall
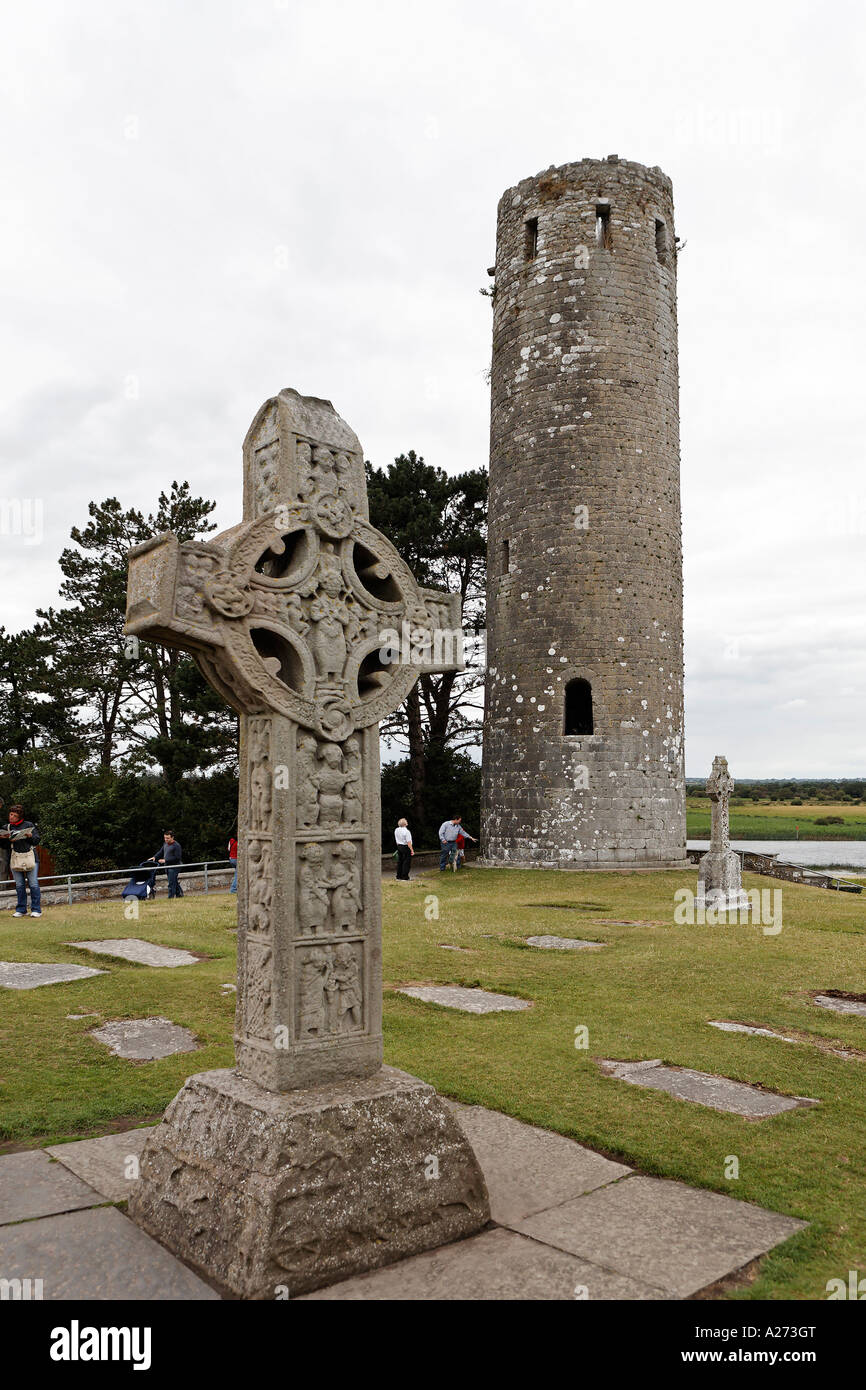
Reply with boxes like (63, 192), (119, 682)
(685, 847), (863, 892)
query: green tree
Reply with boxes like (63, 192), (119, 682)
(366, 452), (486, 840)
(38, 483), (237, 782)
(0, 624), (83, 769)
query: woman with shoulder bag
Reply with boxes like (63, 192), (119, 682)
(3, 804), (42, 918)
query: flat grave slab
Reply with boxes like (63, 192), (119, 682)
(598, 1058), (818, 1117)
(0, 1150), (103, 1225)
(813, 993), (866, 1018)
(526, 935), (604, 951)
(396, 985), (531, 1014)
(0, 961), (105, 990)
(710, 1021), (800, 1043)
(67, 939), (199, 968)
(594, 919), (666, 927)
(0, 1206), (219, 1300)
(47, 1129), (155, 1203)
(511, 1175), (807, 1299)
(89, 1017), (198, 1061)
(300, 1226), (662, 1301)
(448, 1102), (630, 1223)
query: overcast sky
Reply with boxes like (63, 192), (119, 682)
(2, 0), (864, 777)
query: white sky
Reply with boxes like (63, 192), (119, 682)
(1, 0), (864, 777)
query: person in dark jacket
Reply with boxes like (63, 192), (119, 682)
(148, 831), (184, 899)
(1, 804), (42, 917)
(122, 861), (157, 901)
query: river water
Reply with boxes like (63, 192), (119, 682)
(686, 840), (866, 872)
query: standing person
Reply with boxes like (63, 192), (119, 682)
(1, 804), (42, 918)
(0, 798), (7, 885)
(150, 831), (184, 900)
(438, 816), (462, 871)
(452, 824), (478, 872)
(394, 818), (413, 881)
(228, 833), (238, 894)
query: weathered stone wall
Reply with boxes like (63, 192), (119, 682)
(481, 155), (686, 867)
(0, 867), (235, 909)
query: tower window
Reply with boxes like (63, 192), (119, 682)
(501, 539), (510, 575)
(595, 204), (611, 249)
(564, 678), (593, 735)
(524, 217), (538, 262)
(655, 218), (668, 264)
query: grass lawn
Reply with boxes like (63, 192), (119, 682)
(2, 868), (866, 1300)
(0, 895), (238, 1143)
(687, 797), (866, 841)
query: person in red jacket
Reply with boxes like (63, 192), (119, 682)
(228, 834), (238, 894)
(453, 826), (477, 872)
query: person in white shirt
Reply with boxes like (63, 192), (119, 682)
(394, 819), (413, 880)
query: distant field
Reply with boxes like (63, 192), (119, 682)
(686, 799), (866, 841)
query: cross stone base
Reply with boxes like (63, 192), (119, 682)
(127, 1066), (490, 1298)
(698, 850), (749, 913)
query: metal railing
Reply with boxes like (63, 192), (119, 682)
(0, 859), (235, 904)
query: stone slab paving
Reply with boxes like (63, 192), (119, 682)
(710, 1021), (800, 1043)
(302, 1107), (808, 1301)
(0, 1150), (104, 1225)
(0, 1207), (219, 1300)
(813, 993), (866, 1018)
(46, 1129), (154, 1203)
(598, 1058), (818, 1117)
(526, 935), (604, 951)
(89, 1017), (198, 1060)
(0, 961), (105, 989)
(396, 985), (532, 1014)
(66, 938), (200, 968)
(510, 1176), (807, 1299)
(2, 1100), (810, 1300)
(447, 1103), (630, 1223)
(300, 1226), (664, 1300)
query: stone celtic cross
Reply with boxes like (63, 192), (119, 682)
(698, 752), (747, 914)
(706, 753), (734, 854)
(126, 389), (462, 1091)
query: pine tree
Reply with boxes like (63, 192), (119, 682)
(365, 453), (487, 838)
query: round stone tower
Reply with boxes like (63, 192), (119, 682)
(480, 155), (686, 868)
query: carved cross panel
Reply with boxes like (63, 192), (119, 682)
(126, 389), (462, 1092)
(706, 754), (734, 854)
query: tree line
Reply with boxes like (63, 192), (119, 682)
(686, 780), (865, 803)
(0, 460), (487, 872)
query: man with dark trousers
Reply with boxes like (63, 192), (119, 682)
(149, 830), (184, 899)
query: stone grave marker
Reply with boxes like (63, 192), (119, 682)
(124, 388), (489, 1297)
(526, 935), (604, 951)
(697, 755), (749, 912)
(397, 985), (532, 1013)
(0, 962), (105, 989)
(67, 939), (199, 968)
(90, 1018), (198, 1060)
